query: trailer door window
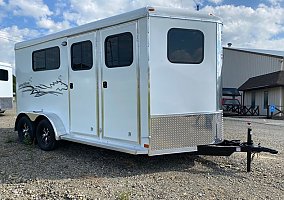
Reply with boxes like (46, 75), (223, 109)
(0, 69), (8, 81)
(71, 40), (93, 70)
(33, 47), (60, 71)
(167, 28), (204, 64)
(105, 32), (133, 68)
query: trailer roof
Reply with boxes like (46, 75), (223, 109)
(0, 62), (12, 68)
(15, 6), (221, 50)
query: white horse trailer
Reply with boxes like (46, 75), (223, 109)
(0, 62), (13, 113)
(15, 6), (223, 155)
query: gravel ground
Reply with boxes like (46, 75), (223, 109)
(0, 107), (283, 199)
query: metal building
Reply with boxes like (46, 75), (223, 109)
(222, 48), (284, 115)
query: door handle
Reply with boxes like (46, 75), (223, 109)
(103, 81), (107, 88)
(70, 83), (73, 89)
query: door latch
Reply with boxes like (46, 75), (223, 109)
(103, 81), (107, 88)
(70, 83), (74, 89)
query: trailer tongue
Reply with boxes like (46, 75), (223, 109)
(197, 123), (278, 172)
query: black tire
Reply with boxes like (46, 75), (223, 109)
(17, 116), (35, 145)
(36, 119), (57, 151)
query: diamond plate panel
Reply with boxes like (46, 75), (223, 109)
(0, 97), (13, 110)
(150, 112), (223, 152)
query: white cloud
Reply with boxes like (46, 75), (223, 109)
(202, 4), (284, 50)
(0, 26), (40, 67)
(268, 0), (284, 6)
(252, 38), (284, 50)
(64, 0), (195, 25)
(36, 17), (71, 33)
(5, 0), (70, 33)
(8, 0), (53, 20)
(54, 0), (69, 16)
(0, 0), (7, 22)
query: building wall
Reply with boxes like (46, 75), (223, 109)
(222, 48), (283, 88)
(244, 87), (282, 115)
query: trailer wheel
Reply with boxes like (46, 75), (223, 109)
(17, 116), (35, 145)
(36, 119), (57, 151)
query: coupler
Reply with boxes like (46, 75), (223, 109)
(197, 122), (278, 172)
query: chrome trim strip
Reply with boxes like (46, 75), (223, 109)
(147, 16), (152, 149)
(66, 37), (72, 134)
(149, 147), (198, 156)
(151, 110), (222, 118)
(100, 31), (105, 139)
(136, 21), (142, 144)
(216, 23), (223, 111)
(95, 32), (100, 138)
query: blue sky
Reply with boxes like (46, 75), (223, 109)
(0, 0), (284, 67)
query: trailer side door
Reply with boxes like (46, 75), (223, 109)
(68, 32), (98, 135)
(100, 22), (139, 142)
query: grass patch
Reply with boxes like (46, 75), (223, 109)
(4, 136), (15, 144)
(23, 136), (33, 145)
(116, 191), (130, 200)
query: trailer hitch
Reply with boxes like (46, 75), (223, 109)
(197, 122), (278, 172)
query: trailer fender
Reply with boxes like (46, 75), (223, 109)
(15, 112), (67, 140)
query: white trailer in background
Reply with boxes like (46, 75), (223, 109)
(14, 6), (223, 155)
(0, 62), (13, 113)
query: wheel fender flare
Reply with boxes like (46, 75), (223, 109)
(15, 112), (67, 140)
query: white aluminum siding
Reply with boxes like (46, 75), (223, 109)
(222, 49), (283, 88)
(244, 87), (282, 115)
